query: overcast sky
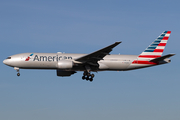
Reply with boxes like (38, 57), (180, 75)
(0, 0), (180, 120)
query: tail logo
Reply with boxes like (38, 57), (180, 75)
(25, 53), (34, 61)
(132, 31), (171, 65)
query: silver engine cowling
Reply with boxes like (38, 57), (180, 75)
(57, 60), (73, 69)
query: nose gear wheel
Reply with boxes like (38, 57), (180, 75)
(14, 67), (20, 76)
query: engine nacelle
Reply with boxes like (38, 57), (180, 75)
(57, 70), (76, 77)
(57, 60), (73, 69)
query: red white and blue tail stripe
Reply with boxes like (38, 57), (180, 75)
(132, 31), (171, 64)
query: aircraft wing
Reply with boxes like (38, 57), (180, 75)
(75, 42), (121, 65)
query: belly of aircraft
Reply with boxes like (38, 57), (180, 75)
(99, 61), (131, 70)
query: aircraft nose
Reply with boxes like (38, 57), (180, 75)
(3, 59), (8, 65)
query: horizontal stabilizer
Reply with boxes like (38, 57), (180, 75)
(150, 54), (175, 62)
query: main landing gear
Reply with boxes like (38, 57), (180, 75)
(82, 71), (95, 82)
(14, 67), (20, 76)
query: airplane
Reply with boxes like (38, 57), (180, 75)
(3, 31), (175, 82)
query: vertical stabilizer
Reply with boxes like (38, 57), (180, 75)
(132, 31), (171, 65)
(139, 31), (171, 59)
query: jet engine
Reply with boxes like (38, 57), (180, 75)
(57, 60), (73, 69)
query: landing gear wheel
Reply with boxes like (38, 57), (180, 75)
(91, 74), (95, 78)
(89, 78), (93, 82)
(14, 67), (20, 77)
(86, 76), (89, 80)
(82, 76), (85, 80)
(17, 73), (20, 76)
(82, 71), (95, 82)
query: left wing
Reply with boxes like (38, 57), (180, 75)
(74, 42), (121, 66)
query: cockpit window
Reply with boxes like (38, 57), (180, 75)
(6, 57), (11, 59)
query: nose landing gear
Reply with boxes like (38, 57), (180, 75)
(14, 67), (20, 76)
(82, 71), (95, 82)
(17, 73), (20, 76)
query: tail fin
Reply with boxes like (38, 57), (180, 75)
(138, 31), (171, 59)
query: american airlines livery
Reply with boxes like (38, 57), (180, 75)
(3, 31), (175, 81)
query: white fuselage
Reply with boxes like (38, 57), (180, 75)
(2, 31), (174, 81)
(3, 53), (159, 71)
